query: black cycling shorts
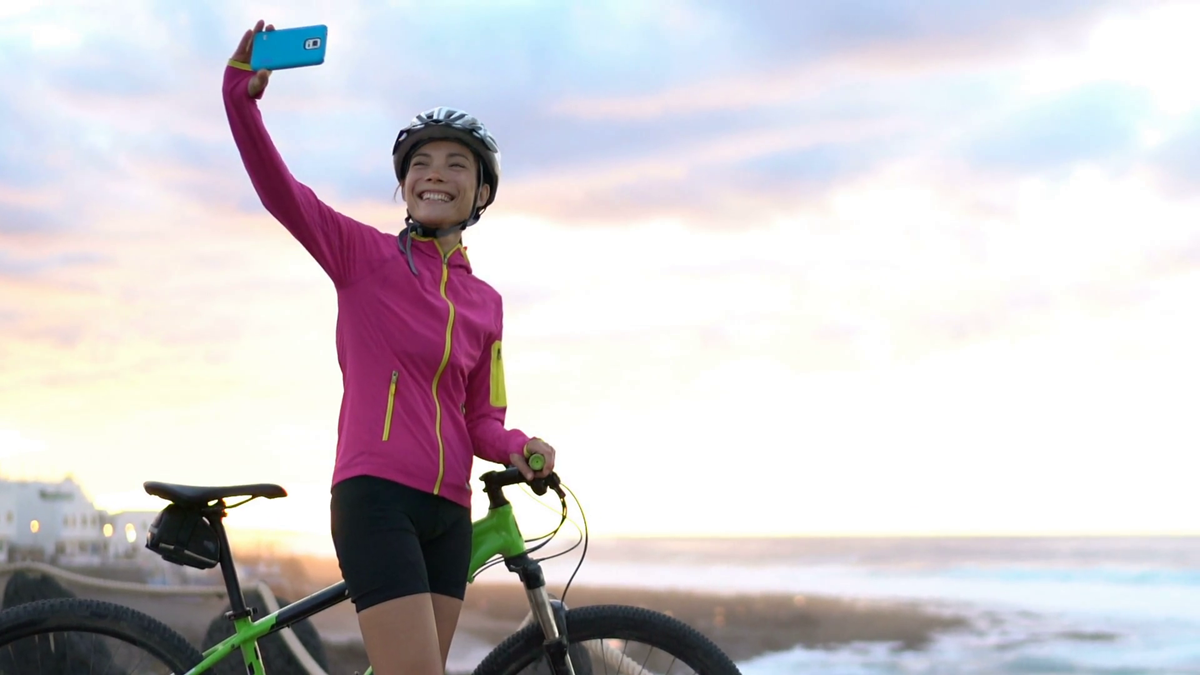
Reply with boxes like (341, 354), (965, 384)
(330, 475), (473, 612)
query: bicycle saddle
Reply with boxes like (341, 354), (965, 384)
(143, 481), (287, 505)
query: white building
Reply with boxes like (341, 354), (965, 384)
(107, 510), (161, 560)
(0, 476), (165, 567)
(2, 477), (106, 564)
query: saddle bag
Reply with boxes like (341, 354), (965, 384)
(144, 504), (221, 570)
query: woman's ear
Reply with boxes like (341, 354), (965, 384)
(394, 182), (404, 202)
(477, 183), (491, 205)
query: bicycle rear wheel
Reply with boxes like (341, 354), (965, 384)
(474, 604), (743, 675)
(0, 597), (204, 674)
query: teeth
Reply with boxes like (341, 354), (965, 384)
(421, 192), (452, 202)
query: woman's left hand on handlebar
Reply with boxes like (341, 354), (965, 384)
(511, 438), (556, 481)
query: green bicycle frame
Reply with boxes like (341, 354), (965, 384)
(183, 502), (529, 675)
(467, 502), (528, 582)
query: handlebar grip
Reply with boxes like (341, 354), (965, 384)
(527, 453), (546, 472)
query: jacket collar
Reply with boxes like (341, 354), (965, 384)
(405, 232), (472, 273)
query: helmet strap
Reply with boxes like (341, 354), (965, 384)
(398, 190), (483, 276)
(396, 163), (487, 275)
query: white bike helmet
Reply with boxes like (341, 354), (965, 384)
(392, 106), (501, 211)
(391, 107), (503, 275)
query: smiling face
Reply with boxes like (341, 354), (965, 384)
(401, 140), (491, 228)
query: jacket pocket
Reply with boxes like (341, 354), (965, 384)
(489, 341), (507, 408)
(382, 370), (399, 441)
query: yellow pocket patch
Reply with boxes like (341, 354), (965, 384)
(490, 341), (507, 408)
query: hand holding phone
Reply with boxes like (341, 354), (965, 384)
(231, 20), (274, 98)
(231, 21), (328, 99)
(250, 24), (328, 71)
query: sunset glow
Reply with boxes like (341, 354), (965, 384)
(2, 2), (1198, 555)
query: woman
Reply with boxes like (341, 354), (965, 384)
(223, 21), (557, 675)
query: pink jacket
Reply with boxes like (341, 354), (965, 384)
(222, 61), (531, 508)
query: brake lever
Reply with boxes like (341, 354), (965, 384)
(529, 472), (561, 497)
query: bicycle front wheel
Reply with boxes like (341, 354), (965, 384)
(473, 604), (743, 675)
(0, 597), (204, 674)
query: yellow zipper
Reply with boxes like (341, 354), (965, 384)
(431, 252), (457, 494)
(382, 370), (398, 441)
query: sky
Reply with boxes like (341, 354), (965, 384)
(2, 0), (1199, 550)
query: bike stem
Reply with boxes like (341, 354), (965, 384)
(481, 465), (576, 674)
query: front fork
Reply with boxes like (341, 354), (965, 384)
(506, 554), (576, 675)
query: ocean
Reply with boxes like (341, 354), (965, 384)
(518, 536), (1200, 674)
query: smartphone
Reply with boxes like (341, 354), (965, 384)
(250, 25), (328, 71)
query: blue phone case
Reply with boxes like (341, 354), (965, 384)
(250, 25), (328, 71)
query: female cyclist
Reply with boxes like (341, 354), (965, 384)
(223, 21), (557, 675)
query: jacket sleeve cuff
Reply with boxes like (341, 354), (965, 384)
(501, 430), (532, 463)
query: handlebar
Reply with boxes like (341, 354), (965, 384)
(480, 453), (561, 504)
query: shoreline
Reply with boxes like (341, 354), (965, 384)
(1, 560), (972, 673)
(462, 581), (970, 656)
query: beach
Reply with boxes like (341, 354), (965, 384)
(0, 554), (968, 674)
(10, 536), (1200, 673)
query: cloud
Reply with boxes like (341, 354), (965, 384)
(0, 7), (1192, 369)
(1149, 111), (1200, 193)
(0, 310), (22, 332)
(0, 428), (46, 459)
(494, 115), (911, 226)
(0, 250), (105, 279)
(3, 0), (1191, 282)
(546, 0), (1123, 123)
(0, 95), (70, 193)
(494, 146), (1200, 375)
(4, 0), (1178, 248)
(713, 0), (1126, 53)
(0, 204), (72, 237)
(263, 1), (1113, 202)
(278, 2), (1181, 231)
(208, 97), (912, 229)
(962, 82), (1153, 172)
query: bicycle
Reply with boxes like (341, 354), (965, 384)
(0, 456), (743, 675)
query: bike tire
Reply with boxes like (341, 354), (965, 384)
(473, 604), (743, 675)
(0, 597), (204, 674)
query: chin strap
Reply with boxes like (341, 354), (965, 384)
(396, 192), (482, 276)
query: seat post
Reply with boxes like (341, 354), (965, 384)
(206, 505), (252, 620)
